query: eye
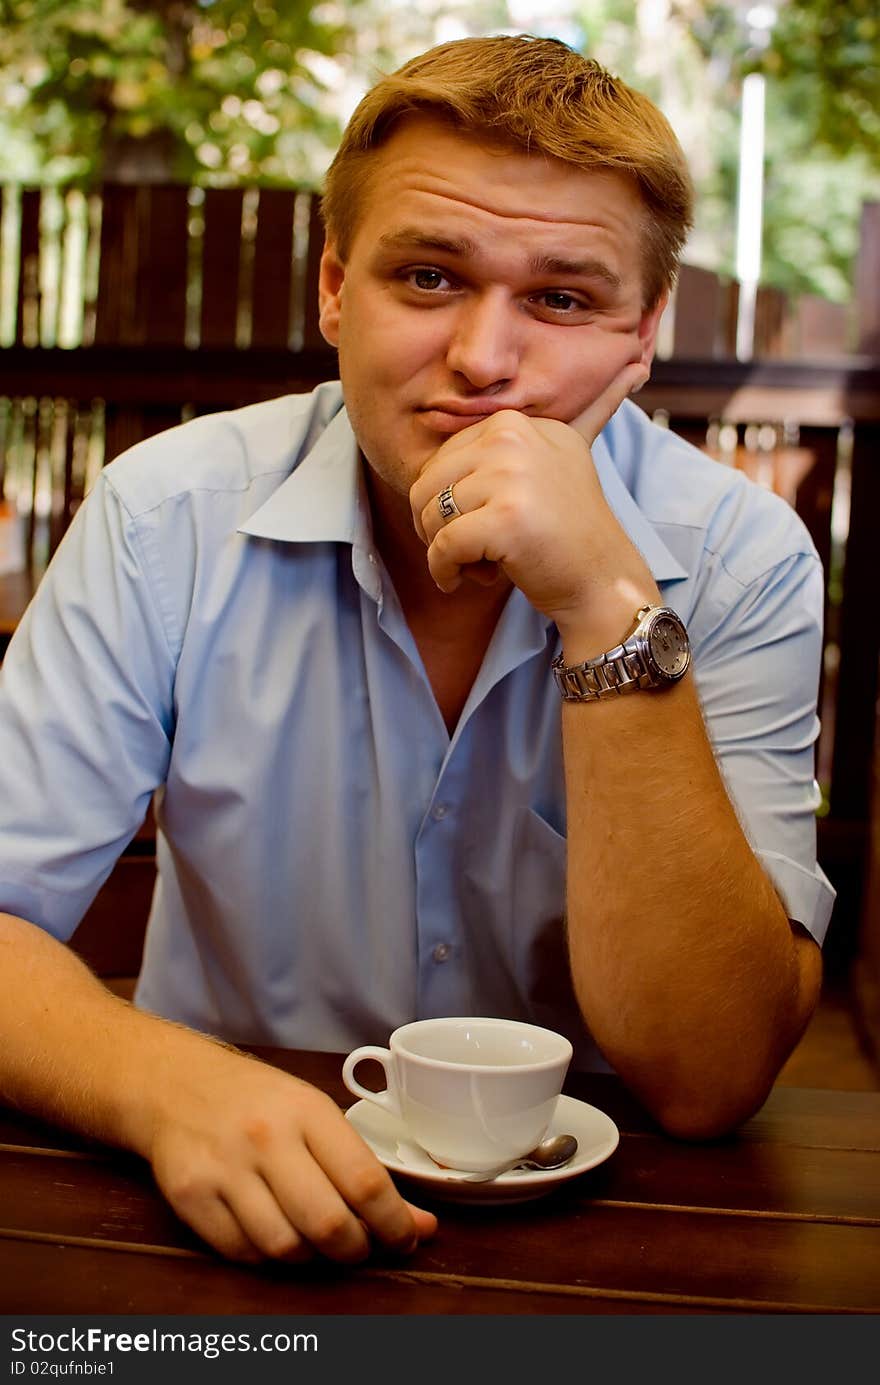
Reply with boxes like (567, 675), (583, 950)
(532, 290), (585, 313)
(408, 267), (450, 292)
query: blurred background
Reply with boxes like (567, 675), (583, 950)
(0, 1), (879, 1084)
(1, 0), (878, 349)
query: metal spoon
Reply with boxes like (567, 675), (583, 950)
(459, 1133), (578, 1183)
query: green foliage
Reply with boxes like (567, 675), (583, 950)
(0, 0), (359, 184)
(758, 0), (880, 166)
(664, 0), (880, 303)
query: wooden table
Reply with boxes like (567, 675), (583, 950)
(1, 1049), (879, 1315)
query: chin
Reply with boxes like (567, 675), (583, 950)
(364, 430), (431, 491)
(359, 447), (420, 500)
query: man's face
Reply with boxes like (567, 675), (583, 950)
(319, 116), (667, 499)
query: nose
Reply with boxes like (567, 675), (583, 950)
(445, 290), (520, 391)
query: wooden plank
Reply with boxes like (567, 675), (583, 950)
(19, 398), (38, 569)
(0, 1237), (675, 1314)
(45, 396), (70, 559)
(5, 1113), (877, 1227)
(104, 183), (191, 348)
(853, 953), (880, 1083)
(101, 403), (138, 471)
(59, 399), (77, 553)
(754, 285), (792, 359)
(250, 188), (296, 347)
(0, 1148), (198, 1250)
(14, 189), (42, 348)
(855, 201), (880, 357)
(81, 191), (103, 347)
(6, 350), (875, 421)
(0, 395), (9, 496)
(792, 425), (838, 782)
(740, 1083), (880, 1150)
(93, 186), (146, 346)
(301, 193), (327, 350)
(0, 569), (38, 639)
(139, 185), (189, 346)
(796, 295), (852, 359)
(1, 1150), (878, 1311)
(793, 427), (837, 583)
(721, 279), (739, 358)
(64, 402), (94, 522)
(0, 344), (338, 406)
(598, 1137), (880, 1222)
(830, 422), (880, 828)
(671, 264), (725, 359)
(101, 402), (184, 470)
(200, 188), (244, 347)
(396, 1203), (880, 1312)
(663, 414), (708, 451)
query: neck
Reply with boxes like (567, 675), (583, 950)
(363, 461), (512, 733)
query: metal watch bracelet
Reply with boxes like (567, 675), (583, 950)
(551, 644), (649, 700)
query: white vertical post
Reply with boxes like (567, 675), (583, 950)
(735, 71), (766, 360)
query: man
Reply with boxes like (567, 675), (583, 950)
(0, 35), (832, 1266)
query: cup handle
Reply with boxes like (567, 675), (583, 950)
(341, 1046), (401, 1118)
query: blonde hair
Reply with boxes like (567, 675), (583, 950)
(322, 35), (694, 308)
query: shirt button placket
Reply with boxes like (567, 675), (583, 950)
(415, 784), (462, 1015)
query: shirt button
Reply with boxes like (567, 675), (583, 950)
(432, 802), (449, 820)
(368, 552), (377, 564)
(432, 942), (452, 963)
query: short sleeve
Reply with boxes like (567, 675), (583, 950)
(692, 550), (835, 944)
(0, 473), (175, 938)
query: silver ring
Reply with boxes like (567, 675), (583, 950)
(437, 485), (462, 523)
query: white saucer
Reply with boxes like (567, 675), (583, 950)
(345, 1093), (619, 1205)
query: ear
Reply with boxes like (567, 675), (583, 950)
(636, 289), (669, 368)
(317, 239), (346, 347)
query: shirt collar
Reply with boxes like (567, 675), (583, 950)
(239, 400), (687, 586)
(238, 404), (369, 549)
(591, 429), (688, 584)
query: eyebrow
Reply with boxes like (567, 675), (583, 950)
(376, 228), (622, 291)
(530, 253), (621, 291)
(376, 229), (477, 258)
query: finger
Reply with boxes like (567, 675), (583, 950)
(460, 558), (501, 587)
(263, 1160), (374, 1264)
(427, 510), (503, 593)
(418, 473), (482, 548)
(306, 1119), (432, 1254)
(410, 412), (524, 541)
(412, 468), (470, 546)
(404, 1200), (439, 1241)
(221, 1174), (315, 1263)
(571, 361), (651, 447)
(173, 1190), (265, 1264)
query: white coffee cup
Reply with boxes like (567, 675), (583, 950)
(342, 1016), (573, 1172)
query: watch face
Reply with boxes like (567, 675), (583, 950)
(647, 614), (689, 679)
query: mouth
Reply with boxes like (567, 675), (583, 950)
(417, 403), (523, 436)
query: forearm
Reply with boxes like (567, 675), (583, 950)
(0, 912), (437, 1263)
(0, 911), (231, 1158)
(561, 677), (822, 1137)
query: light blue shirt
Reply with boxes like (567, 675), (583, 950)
(0, 381), (835, 1068)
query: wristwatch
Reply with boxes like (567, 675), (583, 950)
(552, 604), (690, 701)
